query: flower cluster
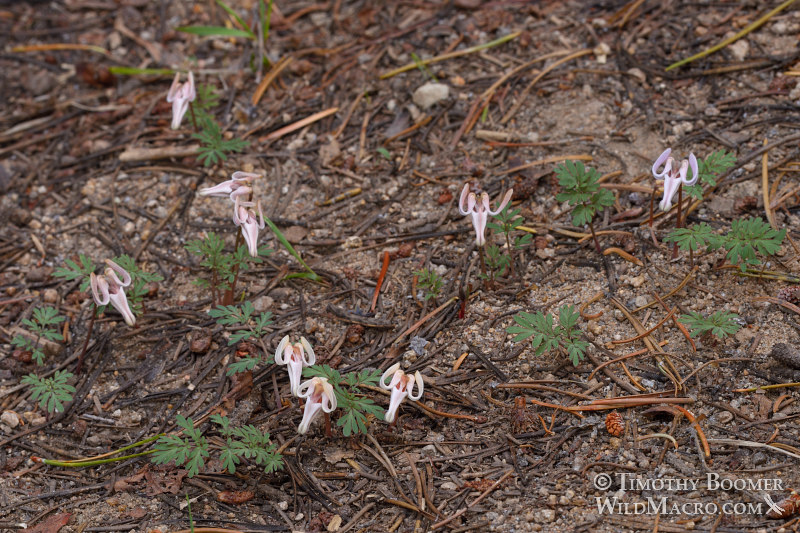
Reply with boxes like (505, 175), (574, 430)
(90, 260), (135, 326)
(166, 71), (196, 130)
(458, 183), (513, 246)
(276, 335), (426, 434)
(274, 335), (331, 434)
(297, 377), (337, 435)
(274, 335), (315, 397)
(652, 148), (698, 212)
(199, 171), (264, 257)
(380, 363), (423, 424)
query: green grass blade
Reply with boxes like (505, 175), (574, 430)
(261, 0), (273, 41)
(177, 25), (255, 38)
(263, 216), (319, 280)
(108, 67), (175, 76)
(214, 0), (254, 37)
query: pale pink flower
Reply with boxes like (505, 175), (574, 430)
(90, 259), (135, 326)
(233, 197), (265, 257)
(652, 148), (698, 212)
(166, 71), (196, 130)
(198, 171), (258, 201)
(458, 184), (513, 246)
(380, 363), (423, 424)
(296, 377), (337, 434)
(274, 335), (316, 397)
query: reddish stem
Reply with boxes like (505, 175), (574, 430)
(649, 186), (659, 246)
(505, 233), (516, 278)
(222, 226), (245, 306)
(371, 251), (390, 312)
(188, 101), (199, 132)
(76, 304), (97, 374)
(672, 185), (683, 259)
(588, 220), (602, 254)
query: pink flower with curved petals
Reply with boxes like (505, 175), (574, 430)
(296, 377), (337, 434)
(90, 259), (135, 326)
(652, 148), (698, 212)
(380, 363), (423, 424)
(233, 198), (265, 257)
(274, 335), (316, 397)
(458, 184), (513, 246)
(198, 171), (258, 201)
(166, 71), (196, 130)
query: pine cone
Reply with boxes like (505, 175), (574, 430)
(777, 286), (800, 304)
(605, 411), (624, 437)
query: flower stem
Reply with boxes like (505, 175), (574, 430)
(38, 449), (155, 468)
(34, 433), (163, 467)
(672, 185), (683, 259)
(188, 101), (199, 132)
(76, 304), (97, 374)
(478, 245), (491, 288)
(587, 220), (602, 254)
(648, 186), (659, 246)
(222, 231), (244, 306)
(505, 233), (516, 278)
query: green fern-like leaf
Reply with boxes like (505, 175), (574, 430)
(664, 223), (719, 253)
(678, 311), (741, 339)
(722, 217), (785, 271)
(507, 305), (587, 365)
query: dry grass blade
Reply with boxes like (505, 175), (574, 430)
(258, 107), (339, 142)
(763, 138), (779, 229)
(252, 56), (293, 106)
(379, 32), (520, 79)
(665, 0), (798, 71)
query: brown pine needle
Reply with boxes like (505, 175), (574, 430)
(13, 43), (110, 56)
(588, 340), (669, 381)
(252, 56), (293, 106)
(612, 307), (677, 345)
(672, 405), (711, 457)
(258, 107), (339, 142)
(603, 247), (644, 267)
(370, 251), (390, 312)
(633, 266), (698, 312)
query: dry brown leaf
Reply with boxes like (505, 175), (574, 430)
(27, 513), (71, 533)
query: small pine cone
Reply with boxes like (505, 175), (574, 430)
(235, 341), (257, 358)
(734, 195), (758, 213)
(605, 411), (624, 437)
(777, 286), (800, 304)
(345, 324), (365, 344)
(767, 492), (800, 519)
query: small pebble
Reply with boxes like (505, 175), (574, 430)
(42, 288), (59, 304)
(412, 82), (449, 109)
(1, 411), (20, 428)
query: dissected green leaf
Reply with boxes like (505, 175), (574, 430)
(507, 305), (587, 365)
(679, 311), (741, 339)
